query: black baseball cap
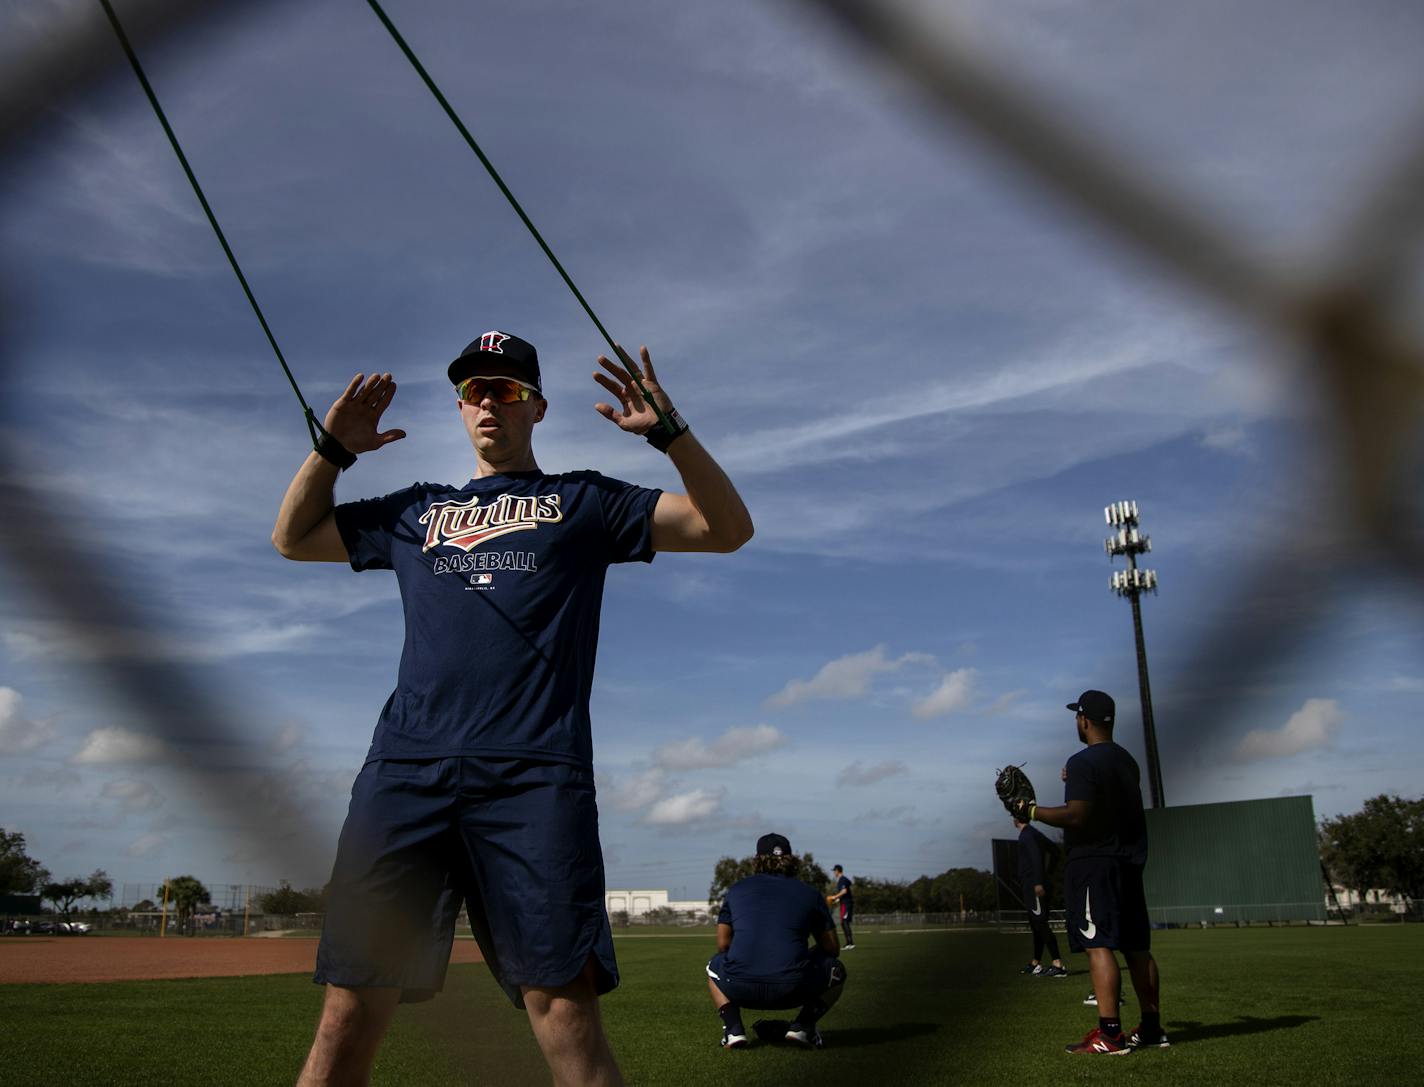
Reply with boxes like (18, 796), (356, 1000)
(1067, 690), (1115, 725)
(448, 330), (542, 393)
(756, 832), (792, 857)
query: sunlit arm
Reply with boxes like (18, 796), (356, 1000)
(272, 452), (345, 562)
(650, 432), (754, 553)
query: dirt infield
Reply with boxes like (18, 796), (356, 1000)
(0, 936), (485, 985)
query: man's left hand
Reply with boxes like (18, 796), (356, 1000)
(594, 345), (677, 436)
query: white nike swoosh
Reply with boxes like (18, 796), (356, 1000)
(1079, 888), (1096, 939)
(1031, 898), (1042, 916)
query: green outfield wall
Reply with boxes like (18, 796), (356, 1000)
(1142, 794), (1325, 924)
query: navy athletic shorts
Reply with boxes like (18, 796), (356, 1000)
(314, 757), (617, 1008)
(705, 949), (846, 1010)
(1064, 857), (1150, 953)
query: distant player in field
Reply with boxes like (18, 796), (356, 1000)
(1024, 690), (1167, 1055)
(706, 833), (847, 1050)
(829, 865), (855, 949)
(273, 332), (753, 1086)
(1013, 817), (1066, 977)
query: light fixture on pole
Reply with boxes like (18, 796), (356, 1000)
(1104, 500), (1165, 808)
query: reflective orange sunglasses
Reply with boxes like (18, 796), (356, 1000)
(455, 376), (539, 404)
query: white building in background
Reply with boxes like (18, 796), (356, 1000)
(605, 888), (709, 922)
(1328, 886), (1410, 914)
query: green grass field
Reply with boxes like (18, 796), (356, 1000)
(3, 925), (1416, 1086)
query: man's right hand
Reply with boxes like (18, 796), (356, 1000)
(324, 372), (406, 454)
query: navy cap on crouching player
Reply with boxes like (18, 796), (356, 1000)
(272, 331), (753, 1087)
(1021, 690), (1168, 1056)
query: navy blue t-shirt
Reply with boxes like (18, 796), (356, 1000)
(835, 875), (853, 904)
(1017, 824), (1058, 888)
(1063, 741), (1148, 864)
(717, 874), (835, 983)
(335, 470), (661, 768)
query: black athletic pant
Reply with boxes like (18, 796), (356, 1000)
(1030, 914), (1060, 961)
(1027, 890), (1059, 962)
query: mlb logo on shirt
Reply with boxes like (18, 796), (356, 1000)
(469, 572), (494, 588)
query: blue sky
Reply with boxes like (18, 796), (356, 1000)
(3, 0), (1423, 903)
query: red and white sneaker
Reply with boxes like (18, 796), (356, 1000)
(1065, 1027), (1132, 1055)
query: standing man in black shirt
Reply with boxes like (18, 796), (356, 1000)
(706, 834), (847, 1050)
(1013, 817), (1067, 977)
(1022, 690), (1168, 1055)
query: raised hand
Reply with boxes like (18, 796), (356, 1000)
(593, 345), (675, 436)
(323, 373), (407, 454)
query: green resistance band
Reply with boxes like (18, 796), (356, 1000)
(364, 0), (679, 437)
(97, 0), (336, 456)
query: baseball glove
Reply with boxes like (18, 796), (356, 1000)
(825, 895), (837, 907)
(994, 764), (1036, 821)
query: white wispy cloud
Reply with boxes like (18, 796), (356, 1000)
(7, 765), (81, 790)
(70, 727), (170, 766)
(0, 687), (54, 753)
(911, 668), (978, 719)
(1235, 698), (1342, 761)
(602, 767), (670, 813)
(766, 646), (935, 708)
(101, 779), (165, 814)
(653, 724), (787, 770)
(644, 787), (726, 826)
(856, 805), (922, 827)
(984, 690), (1026, 716)
(835, 759), (909, 787)
(271, 723), (304, 755)
(125, 832), (170, 860)
(3, 618), (322, 665)
(1200, 423), (1253, 456)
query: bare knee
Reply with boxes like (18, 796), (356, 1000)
(527, 982), (596, 1036)
(316, 986), (397, 1043)
(298, 986), (399, 1087)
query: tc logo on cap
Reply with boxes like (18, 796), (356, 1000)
(479, 331), (511, 353)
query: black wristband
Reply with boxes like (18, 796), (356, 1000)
(314, 431), (357, 470)
(645, 408), (689, 453)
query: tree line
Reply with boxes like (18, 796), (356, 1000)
(1, 828), (111, 927)
(708, 851), (996, 913)
(1319, 794), (1423, 909)
(2, 829), (327, 934)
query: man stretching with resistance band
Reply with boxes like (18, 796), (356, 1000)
(273, 332), (753, 1086)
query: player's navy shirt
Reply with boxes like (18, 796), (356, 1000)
(1017, 824), (1057, 888)
(335, 470), (660, 768)
(1063, 741), (1148, 864)
(835, 875), (853, 904)
(717, 874), (836, 983)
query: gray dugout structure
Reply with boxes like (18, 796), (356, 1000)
(1142, 795), (1325, 924)
(993, 795), (1325, 925)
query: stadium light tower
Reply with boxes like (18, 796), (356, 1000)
(1104, 500), (1165, 808)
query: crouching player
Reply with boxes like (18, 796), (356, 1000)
(706, 833), (847, 1049)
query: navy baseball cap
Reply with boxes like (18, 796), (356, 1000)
(448, 330), (542, 392)
(1067, 690), (1115, 725)
(756, 833), (792, 857)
